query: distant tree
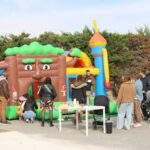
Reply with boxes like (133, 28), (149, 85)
(37, 32), (61, 47)
(101, 31), (133, 78)
(0, 32), (36, 60)
(136, 25), (150, 37)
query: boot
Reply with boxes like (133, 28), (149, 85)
(30, 118), (34, 123)
(41, 120), (44, 127)
(50, 120), (54, 127)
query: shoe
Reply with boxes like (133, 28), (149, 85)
(124, 127), (130, 130)
(30, 118), (34, 123)
(1, 121), (11, 124)
(133, 123), (142, 128)
(50, 120), (54, 127)
(41, 120), (44, 127)
(117, 128), (122, 130)
(130, 123), (135, 127)
(26, 119), (29, 123)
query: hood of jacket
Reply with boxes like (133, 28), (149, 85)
(71, 82), (87, 89)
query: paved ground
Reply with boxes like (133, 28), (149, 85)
(0, 117), (150, 150)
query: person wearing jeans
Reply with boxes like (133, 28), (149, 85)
(116, 76), (136, 130)
(117, 103), (133, 129)
(23, 96), (38, 123)
(24, 111), (36, 122)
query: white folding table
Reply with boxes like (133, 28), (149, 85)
(58, 105), (106, 136)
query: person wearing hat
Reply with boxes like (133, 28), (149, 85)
(0, 72), (10, 124)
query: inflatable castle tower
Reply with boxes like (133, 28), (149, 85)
(89, 20), (110, 96)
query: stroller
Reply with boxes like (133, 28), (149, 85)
(92, 95), (110, 129)
(141, 100), (150, 122)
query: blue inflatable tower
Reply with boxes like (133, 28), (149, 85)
(89, 20), (110, 96)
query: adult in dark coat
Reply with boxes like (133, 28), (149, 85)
(139, 70), (148, 118)
(71, 75), (87, 124)
(139, 70), (147, 100)
(71, 76), (87, 104)
(145, 74), (150, 102)
(38, 77), (57, 127)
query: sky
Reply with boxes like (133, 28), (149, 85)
(0, 0), (150, 37)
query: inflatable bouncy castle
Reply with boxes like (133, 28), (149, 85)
(0, 20), (117, 120)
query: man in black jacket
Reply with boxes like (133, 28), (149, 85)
(140, 70), (149, 118)
(145, 73), (150, 102)
(140, 70), (147, 100)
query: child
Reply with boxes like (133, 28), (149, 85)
(17, 93), (29, 120)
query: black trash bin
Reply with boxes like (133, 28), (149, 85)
(106, 120), (113, 134)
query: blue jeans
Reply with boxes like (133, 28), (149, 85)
(24, 111), (36, 119)
(117, 103), (133, 129)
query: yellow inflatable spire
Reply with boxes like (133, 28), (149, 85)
(93, 20), (98, 33)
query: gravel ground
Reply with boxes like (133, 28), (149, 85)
(0, 117), (150, 150)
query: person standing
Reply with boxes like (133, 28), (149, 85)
(71, 75), (87, 124)
(133, 76), (143, 128)
(145, 73), (150, 103)
(0, 72), (10, 124)
(116, 75), (136, 130)
(139, 70), (148, 118)
(84, 70), (95, 105)
(139, 70), (147, 101)
(38, 77), (57, 127)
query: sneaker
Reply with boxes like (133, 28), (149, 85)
(133, 123), (142, 128)
(130, 123), (135, 127)
(30, 118), (34, 123)
(117, 128), (122, 130)
(123, 126), (130, 130)
(26, 119), (29, 123)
